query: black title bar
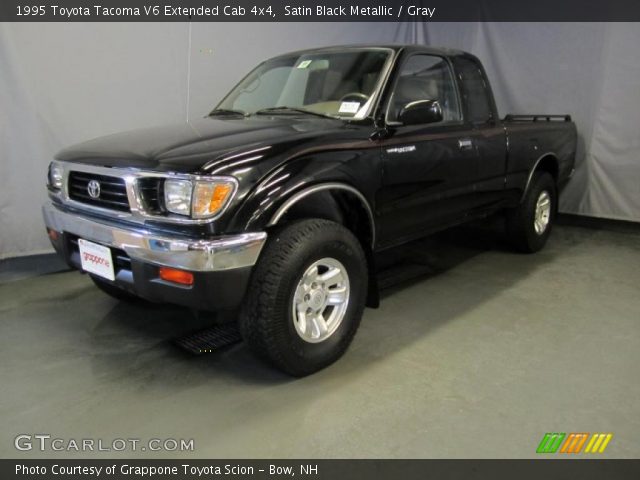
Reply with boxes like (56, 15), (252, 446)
(2, 0), (640, 21)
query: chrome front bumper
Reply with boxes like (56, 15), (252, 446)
(42, 202), (267, 272)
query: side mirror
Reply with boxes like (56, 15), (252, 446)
(398, 100), (443, 126)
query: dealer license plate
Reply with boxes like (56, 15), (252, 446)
(78, 238), (115, 281)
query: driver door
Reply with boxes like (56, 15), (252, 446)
(376, 54), (480, 248)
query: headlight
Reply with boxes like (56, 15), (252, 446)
(48, 162), (64, 190)
(164, 178), (235, 219)
(164, 179), (192, 216)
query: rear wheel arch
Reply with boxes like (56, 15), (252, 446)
(522, 153), (559, 203)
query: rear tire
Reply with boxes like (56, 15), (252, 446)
(506, 172), (557, 253)
(239, 219), (367, 377)
(90, 275), (141, 302)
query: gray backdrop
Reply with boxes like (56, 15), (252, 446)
(1, 22), (639, 258)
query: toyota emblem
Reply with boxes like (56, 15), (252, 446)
(87, 180), (101, 199)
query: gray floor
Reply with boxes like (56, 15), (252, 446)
(1, 223), (639, 459)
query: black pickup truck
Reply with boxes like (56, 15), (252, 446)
(43, 45), (576, 375)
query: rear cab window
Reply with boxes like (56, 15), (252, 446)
(452, 57), (495, 124)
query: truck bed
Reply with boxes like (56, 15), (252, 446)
(502, 114), (577, 200)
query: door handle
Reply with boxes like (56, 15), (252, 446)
(458, 138), (474, 150)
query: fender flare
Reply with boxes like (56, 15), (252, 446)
(521, 152), (558, 202)
(267, 182), (376, 248)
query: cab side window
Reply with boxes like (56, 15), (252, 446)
(453, 57), (494, 124)
(388, 55), (461, 123)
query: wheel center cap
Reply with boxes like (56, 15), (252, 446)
(309, 290), (325, 310)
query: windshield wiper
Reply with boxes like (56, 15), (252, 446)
(208, 108), (247, 117)
(253, 107), (337, 119)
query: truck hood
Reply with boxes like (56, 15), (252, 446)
(55, 116), (347, 174)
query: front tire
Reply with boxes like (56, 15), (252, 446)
(506, 171), (557, 253)
(239, 219), (367, 376)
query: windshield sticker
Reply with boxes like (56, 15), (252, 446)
(339, 101), (360, 114)
(296, 60), (312, 69)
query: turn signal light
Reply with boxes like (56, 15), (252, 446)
(47, 228), (59, 241)
(192, 181), (235, 218)
(159, 267), (194, 286)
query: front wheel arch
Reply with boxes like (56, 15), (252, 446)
(267, 183), (376, 248)
(264, 185), (379, 307)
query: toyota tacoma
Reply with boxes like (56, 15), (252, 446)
(43, 45), (577, 375)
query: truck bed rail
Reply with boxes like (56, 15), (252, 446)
(504, 114), (572, 122)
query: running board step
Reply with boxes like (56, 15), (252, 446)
(174, 323), (242, 355)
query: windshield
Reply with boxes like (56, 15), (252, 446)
(216, 49), (393, 119)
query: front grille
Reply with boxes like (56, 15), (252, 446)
(137, 177), (164, 214)
(68, 171), (130, 212)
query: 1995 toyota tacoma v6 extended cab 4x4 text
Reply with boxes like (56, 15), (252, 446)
(43, 45), (576, 375)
